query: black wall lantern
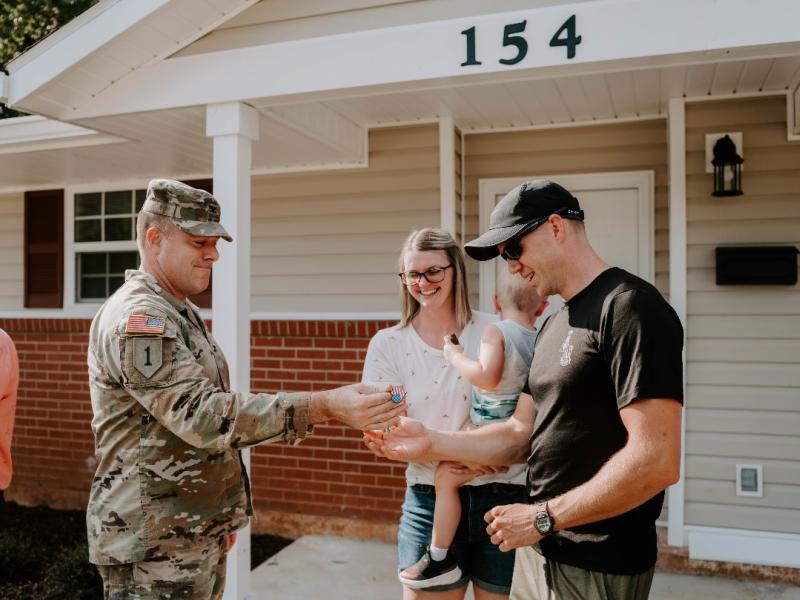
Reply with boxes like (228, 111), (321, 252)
(711, 134), (744, 197)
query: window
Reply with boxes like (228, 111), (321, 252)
(76, 251), (139, 302)
(72, 188), (144, 303)
(74, 190), (145, 243)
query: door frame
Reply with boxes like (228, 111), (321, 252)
(477, 171), (655, 311)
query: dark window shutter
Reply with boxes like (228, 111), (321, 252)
(182, 179), (213, 308)
(24, 189), (64, 308)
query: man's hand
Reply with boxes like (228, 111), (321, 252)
(362, 417), (432, 461)
(485, 503), (541, 552)
(310, 383), (405, 431)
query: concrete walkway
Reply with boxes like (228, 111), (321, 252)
(251, 535), (800, 600)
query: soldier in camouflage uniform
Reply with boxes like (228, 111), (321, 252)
(87, 179), (405, 599)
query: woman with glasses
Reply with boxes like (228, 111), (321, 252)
(362, 228), (524, 600)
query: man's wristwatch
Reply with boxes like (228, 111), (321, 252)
(534, 502), (555, 536)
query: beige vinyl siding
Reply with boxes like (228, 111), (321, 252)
(250, 124), (439, 313)
(178, 0), (589, 57)
(684, 96), (800, 534)
(0, 193), (24, 310)
(463, 119), (670, 305)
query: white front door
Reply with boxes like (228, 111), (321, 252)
(477, 171), (654, 323)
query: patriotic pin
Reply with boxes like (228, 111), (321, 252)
(390, 385), (406, 404)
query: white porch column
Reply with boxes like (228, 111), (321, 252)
(439, 116), (458, 236)
(206, 101), (259, 600)
(667, 97), (688, 548)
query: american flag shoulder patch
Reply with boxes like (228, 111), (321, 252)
(125, 314), (167, 335)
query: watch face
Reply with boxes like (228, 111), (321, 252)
(535, 512), (552, 534)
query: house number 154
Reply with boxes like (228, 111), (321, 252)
(460, 15), (581, 67)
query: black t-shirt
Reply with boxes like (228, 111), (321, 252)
(527, 267), (684, 575)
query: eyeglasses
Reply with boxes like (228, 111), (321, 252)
(499, 207), (585, 262)
(398, 264), (452, 285)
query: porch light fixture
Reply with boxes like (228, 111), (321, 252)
(711, 134), (744, 197)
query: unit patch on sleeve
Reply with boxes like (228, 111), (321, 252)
(132, 337), (163, 378)
(125, 314), (167, 335)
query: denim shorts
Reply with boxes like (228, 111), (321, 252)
(397, 482), (525, 594)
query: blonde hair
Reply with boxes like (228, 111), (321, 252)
(495, 269), (543, 314)
(398, 228), (472, 328)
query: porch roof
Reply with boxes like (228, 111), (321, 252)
(1, 0), (799, 191)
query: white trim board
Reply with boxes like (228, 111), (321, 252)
(477, 171), (655, 312)
(687, 526), (800, 569)
(788, 86), (800, 141)
(667, 97), (688, 548)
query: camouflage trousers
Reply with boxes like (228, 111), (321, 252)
(97, 536), (227, 600)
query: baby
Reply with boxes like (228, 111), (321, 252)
(398, 269), (548, 588)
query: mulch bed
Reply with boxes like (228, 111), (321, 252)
(0, 496), (293, 599)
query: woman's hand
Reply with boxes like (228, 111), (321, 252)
(363, 417), (432, 461)
(442, 334), (464, 364)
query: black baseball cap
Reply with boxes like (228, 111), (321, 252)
(464, 180), (584, 261)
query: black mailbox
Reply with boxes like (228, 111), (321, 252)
(715, 246), (799, 285)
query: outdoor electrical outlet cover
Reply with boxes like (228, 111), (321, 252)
(736, 463), (763, 497)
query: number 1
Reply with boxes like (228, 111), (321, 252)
(144, 346), (152, 366)
(460, 26), (482, 66)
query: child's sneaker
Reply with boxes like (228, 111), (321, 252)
(398, 547), (462, 589)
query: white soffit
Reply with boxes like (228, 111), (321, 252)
(6, 0), (258, 117)
(308, 59), (800, 130)
(0, 104), (367, 191)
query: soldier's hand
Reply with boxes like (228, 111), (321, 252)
(311, 383), (406, 431)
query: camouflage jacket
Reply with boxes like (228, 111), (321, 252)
(87, 270), (311, 565)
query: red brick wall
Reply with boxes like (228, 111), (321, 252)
(0, 318), (406, 524)
(249, 320), (406, 523)
(0, 318), (95, 508)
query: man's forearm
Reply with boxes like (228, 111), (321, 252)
(428, 417), (529, 466)
(550, 400), (681, 531)
(549, 444), (677, 530)
(308, 390), (330, 424)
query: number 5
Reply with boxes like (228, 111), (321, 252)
(499, 20), (528, 66)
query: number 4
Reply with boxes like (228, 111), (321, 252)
(550, 14), (581, 59)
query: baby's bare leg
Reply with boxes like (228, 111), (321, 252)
(431, 461), (478, 550)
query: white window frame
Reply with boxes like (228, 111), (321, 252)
(64, 180), (147, 315)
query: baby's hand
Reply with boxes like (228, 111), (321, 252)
(442, 333), (464, 363)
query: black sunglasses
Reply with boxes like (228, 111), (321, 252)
(500, 219), (544, 261)
(499, 207), (584, 261)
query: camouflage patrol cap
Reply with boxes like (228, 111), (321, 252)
(142, 179), (232, 242)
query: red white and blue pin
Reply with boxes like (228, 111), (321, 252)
(390, 385), (407, 404)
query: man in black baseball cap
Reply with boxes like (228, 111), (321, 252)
(464, 180), (584, 262)
(366, 178), (684, 599)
